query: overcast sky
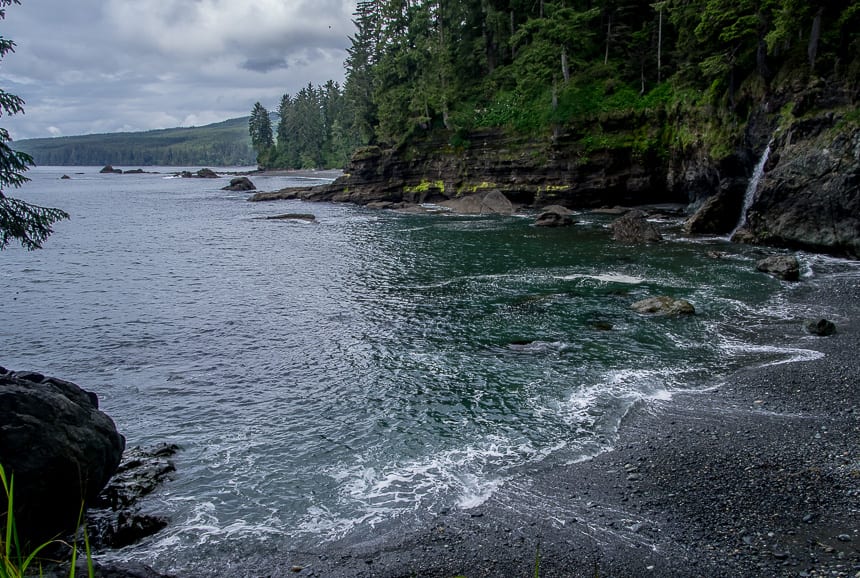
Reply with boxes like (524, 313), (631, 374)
(2, 0), (356, 141)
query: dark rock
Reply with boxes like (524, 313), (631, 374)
(535, 205), (575, 227)
(631, 296), (695, 316)
(222, 176), (256, 191)
(88, 444), (178, 549)
(439, 190), (513, 215)
(756, 255), (800, 281)
(684, 187), (743, 235)
(99, 165), (122, 174)
(804, 319), (837, 336)
(124, 168), (145, 174)
(179, 168), (219, 179)
(610, 209), (663, 243)
(61, 174), (71, 180)
(0, 369), (125, 548)
(745, 114), (860, 258)
(266, 213), (316, 222)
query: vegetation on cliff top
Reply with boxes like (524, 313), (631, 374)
(252, 0), (858, 170)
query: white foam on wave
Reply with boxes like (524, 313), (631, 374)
(720, 340), (824, 367)
(298, 435), (556, 540)
(559, 272), (645, 284)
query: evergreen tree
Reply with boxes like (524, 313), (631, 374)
(0, 0), (68, 250)
(248, 102), (274, 165)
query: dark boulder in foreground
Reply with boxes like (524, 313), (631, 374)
(631, 296), (695, 316)
(100, 165), (122, 174)
(610, 209), (662, 243)
(222, 176), (256, 192)
(0, 368), (125, 548)
(804, 318), (837, 336)
(756, 255), (800, 281)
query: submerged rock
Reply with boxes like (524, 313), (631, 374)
(756, 255), (800, 281)
(631, 296), (695, 316)
(100, 165), (122, 174)
(0, 369), (125, 548)
(266, 213), (316, 221)
(610, 209), (662, 243)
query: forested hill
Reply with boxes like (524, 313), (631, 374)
(15, 117), (255, 166)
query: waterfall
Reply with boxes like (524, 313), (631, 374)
(731, 141), (772, 237)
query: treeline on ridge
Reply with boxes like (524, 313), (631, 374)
(250, 0), (859, 170)
(16, 117), (256, 167)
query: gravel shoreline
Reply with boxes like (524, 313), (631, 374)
(282, 260), (859, 578)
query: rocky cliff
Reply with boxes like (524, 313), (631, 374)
(252, 83), (858, 259)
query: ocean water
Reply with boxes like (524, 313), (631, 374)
(0, 166), (837, 575)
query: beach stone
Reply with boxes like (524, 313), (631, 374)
(222, 177), (256, 191)
(804, 318), (837, 336)
(0, 368), (125, 548)
(610, 209), (662, 243)
(756, 255), (800, 280)
(631, 296), (695, 316)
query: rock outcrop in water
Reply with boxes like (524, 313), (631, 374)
(222, 176), (256, 191)
(249, 83), (858, 259)
(0, 368), (125, 547)
(609, 209), (663, 243)
(743, 113), (860, 258)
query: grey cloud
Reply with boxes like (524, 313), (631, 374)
(241, 56), (290, 73)
(1, 0), (356, 140)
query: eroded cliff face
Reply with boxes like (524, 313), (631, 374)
(312, 127), (676, 209)
(744, 114), (860, 258)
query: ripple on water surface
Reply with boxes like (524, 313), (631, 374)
(1, 168), (849, 573)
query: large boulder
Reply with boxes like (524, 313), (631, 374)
(610, 209), (662, 243)
(756, 255), (800, 281)
(744, 114), (860, 258)
(0, 368), (125, 548)
(439, 190), (513, 215)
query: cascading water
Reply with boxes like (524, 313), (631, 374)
(731, 141), (773, 237)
